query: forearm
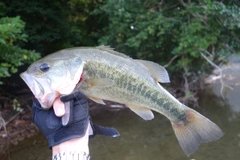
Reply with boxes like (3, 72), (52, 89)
(52, 124), (90, 160)
(52, 137), (89, 156)
(52, 136), (90, 160)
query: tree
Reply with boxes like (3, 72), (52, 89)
(2, 0), (100, 55)
(93, 0), (240, 78)
(0, 2), (40, 85)
(2, 0), (240, 92)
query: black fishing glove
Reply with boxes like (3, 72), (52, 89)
(32, 91), (119, 148)
(60, 92), (120, 138)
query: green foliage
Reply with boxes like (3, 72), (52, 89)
(2, 0), (71, 54)
(1, 0), (240, 87)
(0, 16), (27, 44)
(1, 0), (101, 85)
(93, 0), (240, 78)
(0, 16), (40, 84)
(3, 0), (100, 54)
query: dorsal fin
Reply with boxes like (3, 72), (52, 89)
(134, 60), (170, 83)
(96, 45), (131, 59)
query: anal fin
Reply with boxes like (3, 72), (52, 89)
(127, 105), (154, 120)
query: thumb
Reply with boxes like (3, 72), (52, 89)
(53, 97), (66, 117)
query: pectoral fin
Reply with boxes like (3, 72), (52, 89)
(134, 60), (170, 83)
(86, 78), (115, 88)
(127, 105), (154, 120)
(88, 96), (106, 105)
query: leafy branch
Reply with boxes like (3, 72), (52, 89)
(0, 16), (40, 84)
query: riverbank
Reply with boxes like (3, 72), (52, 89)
(0, 89), (38, 157)
(0, 109), (38, 157)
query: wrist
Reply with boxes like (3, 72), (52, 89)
(52, 151), (90, 160)
(52, 136), (89, 156)
(52, 123), (90, 157)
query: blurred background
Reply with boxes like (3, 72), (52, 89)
(0, 0), (240, 159)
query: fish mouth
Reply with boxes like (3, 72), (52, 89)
(20, 72), (43, 98)
(20, 72), (58, 109)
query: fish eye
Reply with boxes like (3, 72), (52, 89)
(39, 63), (50, 72)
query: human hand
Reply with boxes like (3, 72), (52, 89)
(32, 91), (120, 147)
(32, 92), (90, 148)
(59, 92), (120, 138)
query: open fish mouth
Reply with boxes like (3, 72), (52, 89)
(20, 72), (43, 99)
(20, 72), (59, 109)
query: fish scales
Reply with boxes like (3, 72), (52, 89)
(20, 46), (223, 156)
(73, 48), (186, 122)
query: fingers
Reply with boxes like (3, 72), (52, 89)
(53, 97), (66, 117)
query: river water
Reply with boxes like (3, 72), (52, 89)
(7, 89), (240, 160)
(7, 63), (240, 160)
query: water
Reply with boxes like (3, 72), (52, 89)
(7, 88), (240, 160)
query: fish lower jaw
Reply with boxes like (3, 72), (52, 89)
(37, 99), (52, 109)
(38, 92), (60, 109)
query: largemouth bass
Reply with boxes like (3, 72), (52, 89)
(20, 46), (223, 156)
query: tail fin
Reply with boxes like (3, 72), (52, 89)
(171, 107), (224, 157)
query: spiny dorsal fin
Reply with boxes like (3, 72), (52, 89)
(134, 60), (170, 83)
(96, 45), (131, 59)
